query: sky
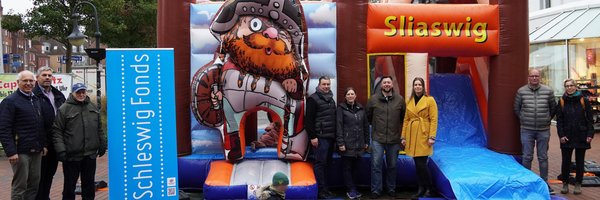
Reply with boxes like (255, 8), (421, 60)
(2, 0), (34, 15)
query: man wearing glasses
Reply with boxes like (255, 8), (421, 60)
(514, 68), (557, 195)
(0, 70), (46, 199)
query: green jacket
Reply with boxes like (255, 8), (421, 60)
(366, 91), (405, 144)
(52, 94), (106, 161)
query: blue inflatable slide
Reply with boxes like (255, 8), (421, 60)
(429, 74), (550, 199)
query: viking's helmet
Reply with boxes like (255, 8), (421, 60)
(210, 0), (304, 54)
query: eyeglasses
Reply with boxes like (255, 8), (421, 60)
(528, 75), (540, 78)
(565, 85), (576, 88)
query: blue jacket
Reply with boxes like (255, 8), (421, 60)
(0, 90), (46, 157)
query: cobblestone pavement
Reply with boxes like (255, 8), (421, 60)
(0, 156), (108, 200)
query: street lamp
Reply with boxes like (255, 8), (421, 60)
(67, 1), (106, 110)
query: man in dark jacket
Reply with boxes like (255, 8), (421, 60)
(33, 67), (66, 200)
(305, 76), (336, 199)
(366, 76), (405, 199)
(513, 69), (557, 195)
(0, 70), (46, 200)
(53, 83), (107, 200)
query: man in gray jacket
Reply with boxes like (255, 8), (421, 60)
(53, 83), (106, 200)
(514, 69), (557, 195)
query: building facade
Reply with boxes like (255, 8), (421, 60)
(529, 0), (600, 96)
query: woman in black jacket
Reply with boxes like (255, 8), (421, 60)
(556, 79), (594, 195)
(336, 87), (369, 199)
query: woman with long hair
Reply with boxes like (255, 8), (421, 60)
(402, 77), (438, 198)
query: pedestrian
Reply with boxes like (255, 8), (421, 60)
(556, 79), (594, 195)
(251, 121), (281, 151)
(53, 83), (107, 200)
(513, 68), (557, 195)
(305, 76), (337, 199)
(336, 87), (369, 199)
(366, 75), (405, 199)
(33, 67), (66, 200)
(402, 77), (438, 198)
(0, 70), (46, 200)
(256, 172), (289, 200)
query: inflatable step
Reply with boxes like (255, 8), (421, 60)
(203, 160), (317, 199)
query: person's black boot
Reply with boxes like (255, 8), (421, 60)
(422, 186), (432, 197)
(411, 186), (425, 199)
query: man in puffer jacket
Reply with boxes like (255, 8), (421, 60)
(514, 69), (557, 194)
(53, 83), (107, 200)
(305, 76), (336, 199)
(0, 70), (46, 200)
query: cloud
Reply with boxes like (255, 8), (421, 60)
(197, 10), (212, 20)
(192, 140), (218, 147)
(191, 29), (219, 52)
(309, 4), (336, 25)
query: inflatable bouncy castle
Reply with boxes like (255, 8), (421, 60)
(157, 0), (551, 199)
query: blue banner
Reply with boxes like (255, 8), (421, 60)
(106, 48), (179, 199)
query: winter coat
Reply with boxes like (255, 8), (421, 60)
(306, 88), (337, 139)
(556, 93), (594, 149)
(33, 84), (66, 151)
(514, 84), (557, 130)
(336, 102), (369, 157)
(52, 94), (106, 161)
(256, 185), (285, 200)
(366, 91), (405, 144)
(402, 95), (438, 157)
(0, 90), (45, 157)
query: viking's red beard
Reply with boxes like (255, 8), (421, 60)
(223, 33), (300, 80)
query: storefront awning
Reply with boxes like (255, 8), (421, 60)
(530, 5), (600, 43)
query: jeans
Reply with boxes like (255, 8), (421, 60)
(11, 152), (42, 200)
(561, 148), (586, 183)
(62, 157), (97, 200)
(342, 156), (361, 192)
(36, 149), (59, 200)
(520, 128), (550, 181)
(371, 140), (401, 194)
(313, 138), (334, 191)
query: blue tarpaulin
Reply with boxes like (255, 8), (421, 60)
(429, 74), (549, 200)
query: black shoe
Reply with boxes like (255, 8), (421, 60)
(411, 186), (425, 199)
(318, 190), (334, 199)
(388, 191), (397, 198)
(423, 189), (432, 197)
(548, 186), (556, 195)
(369, 192), (381, 199)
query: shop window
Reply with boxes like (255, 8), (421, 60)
(530, 41), (568, 96)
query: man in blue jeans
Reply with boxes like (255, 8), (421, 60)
(306, 76), (337, 199)
(514, 69), (557, 195)
(366, 76), (405, 199)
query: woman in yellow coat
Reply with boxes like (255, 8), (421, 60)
(401, 77), (438, 198)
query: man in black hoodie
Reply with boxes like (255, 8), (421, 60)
(33, 67), (66, 200)
(305, 76), (336, 199)
(0, 70), (46, 200)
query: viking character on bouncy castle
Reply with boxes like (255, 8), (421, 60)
(191, 0), (309, 161)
